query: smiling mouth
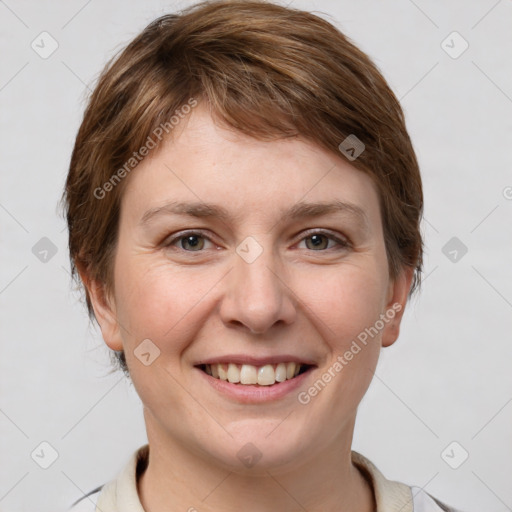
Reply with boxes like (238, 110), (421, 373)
(197, 362), (312, 386)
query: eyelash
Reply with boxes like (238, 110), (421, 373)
(163, 229), (351, 253)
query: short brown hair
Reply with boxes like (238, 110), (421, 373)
(60, 0), (423, 376)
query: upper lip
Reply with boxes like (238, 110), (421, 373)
(195, 354), (316, 366)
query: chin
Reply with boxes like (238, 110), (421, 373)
(201, 423), (315, 475)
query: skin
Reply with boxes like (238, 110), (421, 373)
(82, 102), (414, 512)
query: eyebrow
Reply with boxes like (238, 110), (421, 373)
(139, 200), (370, 231)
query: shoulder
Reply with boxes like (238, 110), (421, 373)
(351, 450), (464, 512)
(67, 444), (149, 511)
(67, 485), (103, 512)
(411, 485), (464, 512)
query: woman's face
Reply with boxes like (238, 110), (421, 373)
(89, 103), (412, 472)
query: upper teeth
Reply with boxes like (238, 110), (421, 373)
(204, 362), (303, 386)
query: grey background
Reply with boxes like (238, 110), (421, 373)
(1, 1), (511, 511)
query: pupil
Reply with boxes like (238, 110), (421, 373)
(310, 234), (325, 248)
(306, 234), (327, 250)
(184, 236), (202, 250)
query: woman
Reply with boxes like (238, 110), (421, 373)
(62, 1), (462, 510)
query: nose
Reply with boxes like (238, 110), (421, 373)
(219, 240), (297, 335)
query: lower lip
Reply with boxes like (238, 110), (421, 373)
(196, 366), (315, 404)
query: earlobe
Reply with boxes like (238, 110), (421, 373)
(381, 266), (415, 348)
(77, 263), (123, 352)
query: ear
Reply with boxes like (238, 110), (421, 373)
(381, 266), (415, 348)
(77, 263), (123, 352)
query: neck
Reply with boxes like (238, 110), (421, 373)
(137, 414), (375, 512)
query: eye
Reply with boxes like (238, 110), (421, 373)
(298, 230), (350, 251)
(164, 231), (215, 252)
(163, 229), (350, 253)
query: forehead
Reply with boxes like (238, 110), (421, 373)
(119, 104), (381, 230)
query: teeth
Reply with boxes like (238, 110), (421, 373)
(257, 364), (275, 386)
(240, 364), (258, 384)
(203, 362), (307, 385)
(218, 364), (228, 381)
(227, 363), (240, 383)
(275, 363), (287, 382)
(286, 362), (296, 380)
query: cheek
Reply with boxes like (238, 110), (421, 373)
(113, 257), (218, 351)
(299, 261), (388, 349)
(113, 263), (209, 404)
